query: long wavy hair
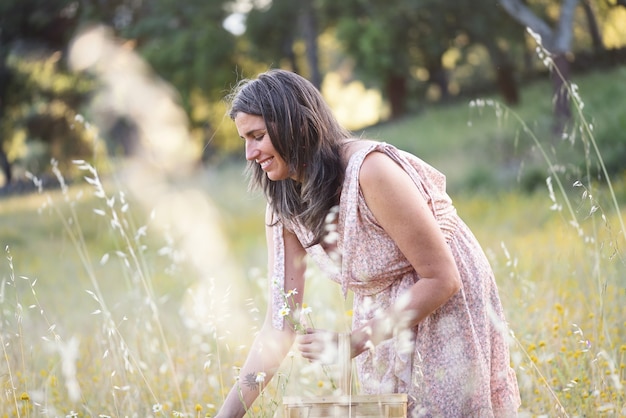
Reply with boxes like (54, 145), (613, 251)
(227, 69), (351, 247)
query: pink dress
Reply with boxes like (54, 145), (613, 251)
(271, 143), (521, 417)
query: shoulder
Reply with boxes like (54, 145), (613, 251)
(340, 139), (380, 165)
(358, 148), (405, 188)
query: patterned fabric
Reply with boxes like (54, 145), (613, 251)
(271, 143), (521, 417)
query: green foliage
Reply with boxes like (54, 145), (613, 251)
(122, 0), (237, 106)
(364, 66), (626, 195)
(0, 0), (89, 182)
(322, 0), (520, 84)
(0, 0), (79, 48)
(0, 0), (247, 182)
(245, 0), (301, 69)
(3, 53), (96, 175)
(323, 0), (413, 83)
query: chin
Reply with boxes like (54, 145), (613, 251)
(266, 170), (290, 182)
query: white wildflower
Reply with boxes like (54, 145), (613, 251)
(279, 305), (290, 317)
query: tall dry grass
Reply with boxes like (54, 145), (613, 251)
(456, 29), (626, 417)
(1, 27), (625, 418)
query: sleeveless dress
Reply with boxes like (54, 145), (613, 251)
(270, 143), (521, 417)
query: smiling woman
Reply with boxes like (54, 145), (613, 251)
(235, 113), (291, 181)
(217, 69), (521, 418)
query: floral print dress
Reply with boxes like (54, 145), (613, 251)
(271, 142), (521, 417)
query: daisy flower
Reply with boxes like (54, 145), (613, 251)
(279, 305), (291, 317)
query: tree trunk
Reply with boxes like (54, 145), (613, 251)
(496, 63), (520, 105)
(0, 146), (10, 186)
(386, 74), (407, 119)
(0, 49), (12, 185)
(426, 59), (449, 101)
(551, 53), (572, 134)
(299, 0), (322, 90)
(109, 117), (140, 156)
(485, 39), (520, 105)
(499, 0), (579, 131)
(282, 36), (299, 74)
(581, 0), (604, 52)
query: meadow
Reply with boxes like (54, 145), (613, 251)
(1, 65), (625, 417)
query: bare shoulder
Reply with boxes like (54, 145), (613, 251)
(340, 139), (380, 165)
(358, 148), (404, 189)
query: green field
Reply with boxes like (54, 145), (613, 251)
(1, 67), (625, 417)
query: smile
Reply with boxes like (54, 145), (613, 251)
(258, 157), (274, 170)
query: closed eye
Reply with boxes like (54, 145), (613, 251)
(240, 130), (267, 142)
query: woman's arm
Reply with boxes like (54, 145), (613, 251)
(297, 151), (462, 362)
(216, 208), (307, 418)
(216, 323), (297, 417)
(350, 151), (462, 357)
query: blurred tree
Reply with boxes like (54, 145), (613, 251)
(320, 0), (526, 118)
(607, 0), (626, 7)
(499, 0), (580, 132)
(245, 1), (301, 74)
(0, 0), (88, 186)
(320, 0), (417, 118)
(301, 0), (322, 88)
(244, 0), (322, 89)
(581, 0), (605, 51)
(75, 0), (241, 160)
(121, 0), (237, 104)
(450, 0), (525, 105)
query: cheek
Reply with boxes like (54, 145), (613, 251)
(278, 156), (292, 172)
(269, 157), (292, 181)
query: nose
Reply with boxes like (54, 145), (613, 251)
(245, 139), (260, 161)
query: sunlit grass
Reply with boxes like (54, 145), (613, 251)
(2, 60), (626, 416)
(364, 66), (626, 195)
(0, 161), (353, 417)
(2, 159), (624, 416)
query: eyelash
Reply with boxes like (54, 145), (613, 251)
(241, 132), (266, 142)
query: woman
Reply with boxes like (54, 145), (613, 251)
(216, 69), (520, 417)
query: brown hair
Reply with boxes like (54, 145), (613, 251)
(227, 69), (351, 246)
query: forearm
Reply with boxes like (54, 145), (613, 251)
(217, 326), (296, 417)
(351, 276), (460, 357)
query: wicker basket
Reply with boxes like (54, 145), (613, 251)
(282, 334), (408, 418)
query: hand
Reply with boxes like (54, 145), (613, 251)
(296, 328), (338, 364)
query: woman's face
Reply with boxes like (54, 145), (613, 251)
(235, 112), (292, 181)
